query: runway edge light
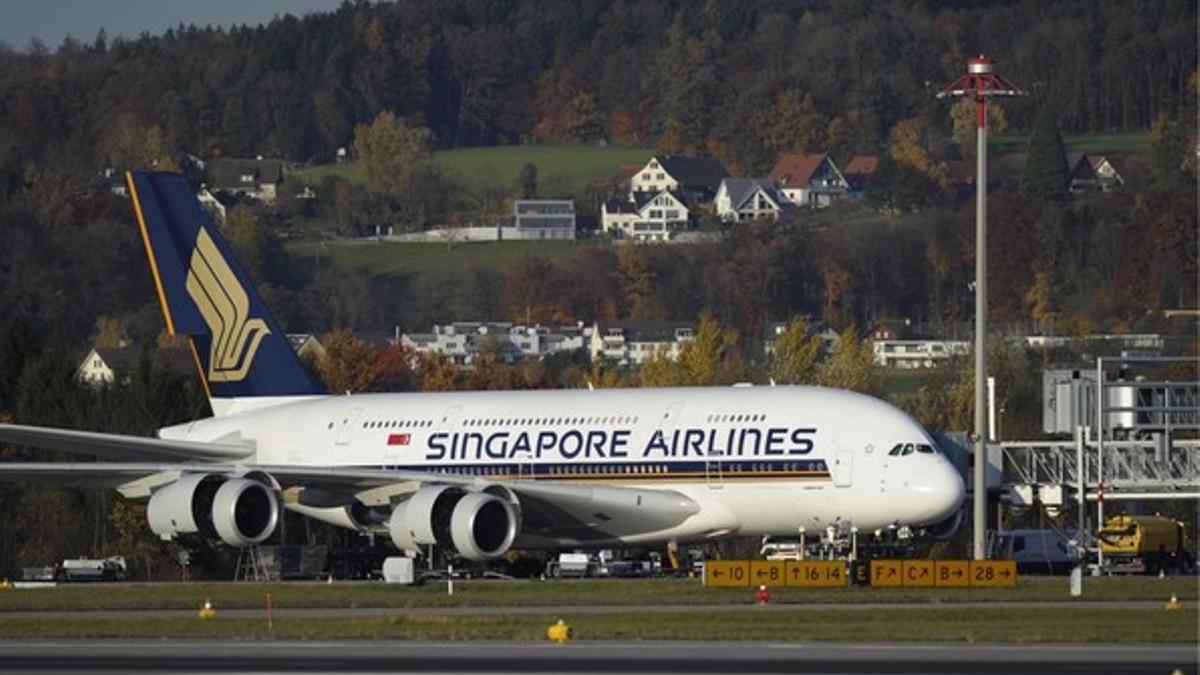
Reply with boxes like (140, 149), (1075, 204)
(198, 598), (217, 619)
(547, 619), (573, 643)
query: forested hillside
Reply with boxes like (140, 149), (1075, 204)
(0, 0), (1194, 172)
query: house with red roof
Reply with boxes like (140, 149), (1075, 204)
(841, 155), (878, 192)
(768, 153), (850, 207)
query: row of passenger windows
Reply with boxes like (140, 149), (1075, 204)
(705, 414), (768, 423)
(426, 461), (821, 477)
(360, 420), (432, 430)
(888, 443), (936, 456)
(464, 416), (639, 427)
(349, 412), (771, 432)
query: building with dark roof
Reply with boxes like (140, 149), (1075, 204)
(1068, 154), (1124, 193)
(209, 157), (285, 204)
(842, 155), (879, 191)
(629, 155), (728, 204)
(76, 346), (195, 387)
(588, 321), (695, 366)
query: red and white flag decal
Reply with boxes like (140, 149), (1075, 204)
(387, 433), (411, 446)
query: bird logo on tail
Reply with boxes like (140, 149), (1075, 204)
(185, 229), (270, 383)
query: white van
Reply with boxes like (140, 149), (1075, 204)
(991, 529), (1079, 574)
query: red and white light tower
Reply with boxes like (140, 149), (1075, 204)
(937, 56), (1024, 560)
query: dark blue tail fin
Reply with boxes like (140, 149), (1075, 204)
(127, 171), (325, 407)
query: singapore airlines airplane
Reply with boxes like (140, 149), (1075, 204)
(0, 172), (964, 562)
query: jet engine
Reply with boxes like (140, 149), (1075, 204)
(388, 485), (519, 561)
(147, 473), (279, 547)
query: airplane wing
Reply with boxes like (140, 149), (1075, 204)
(0, 460), (713, 545)
(0, 424), (253, 462)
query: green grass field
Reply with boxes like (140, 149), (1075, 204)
(2, 577), (1194, 641)
(288, 239), (583, 280)
(296, 145), (654, 196)
(990, 132), (1150, 156)
(0, 608), (1192, 642)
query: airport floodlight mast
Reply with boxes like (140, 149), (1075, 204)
(936, 55), (1025, 560)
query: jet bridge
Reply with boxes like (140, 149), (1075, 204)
(1002, 356), (1199, 565)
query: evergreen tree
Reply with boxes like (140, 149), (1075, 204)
(1148, 112), (1190, 192)
(1019, 106), (1070, 201)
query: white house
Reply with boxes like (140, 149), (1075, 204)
(601, 189), (691, 241)
(506, 200), (576, 240)
(588, 321), (695, 367)
(1068, 154), (1124, 193)
(762, 319), (840, 357)
(628, 155), (728, 204)
(873, 340), (970, 369)
(768, 153), (850, 207)
(715, 178), (790, 222)
(402, 322), (586, 365)
(76, 347), (194, 387)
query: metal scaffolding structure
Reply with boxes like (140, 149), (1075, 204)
(999, 355), (1199, 565)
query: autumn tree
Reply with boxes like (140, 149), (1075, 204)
(97, 112), (169, 170)
(416, 351), (461, 392)
(318, 328), (378, 393)
(769, 316), (822, 385)
(221, 204), (279, 282)
(1024, 268), (1058, 334)
(815, 330), (881, 395)
(90, 316), (130, 349)
(504, 255), (564, 324)
(353, 110), (434, 195)
(1147, 112), (1191, 192)
(371, 343), (418, 392)
(637, 348), (683, 388)
(676, 315), (741, 386)
(950, 98), (1008, 161)
(888, 117), (950, 190)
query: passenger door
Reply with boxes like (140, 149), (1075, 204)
(832, 449), (854, 487)
(335, 407), (363, 446)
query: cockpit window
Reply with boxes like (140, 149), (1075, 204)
(888, 443), (937, 456)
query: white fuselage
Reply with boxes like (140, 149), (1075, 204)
(161, 385), (965, 544)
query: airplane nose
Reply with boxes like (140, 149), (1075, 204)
(910, 459), (966, 524)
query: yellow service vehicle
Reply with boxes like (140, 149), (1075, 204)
(1097, 515), (1195, 575)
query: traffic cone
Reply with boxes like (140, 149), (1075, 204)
(1164, 593), (1181, 611)
(198, 598), (217, 619)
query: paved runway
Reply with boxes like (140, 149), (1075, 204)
(0, 640), (1192, 675)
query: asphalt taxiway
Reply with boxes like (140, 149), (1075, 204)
(0, 640), (1192, 675)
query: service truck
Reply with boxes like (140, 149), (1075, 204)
(1098, 515), (1194, 575)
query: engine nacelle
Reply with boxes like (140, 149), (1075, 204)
(147, 474), (279, 547)
(388, 486), (520, 561)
